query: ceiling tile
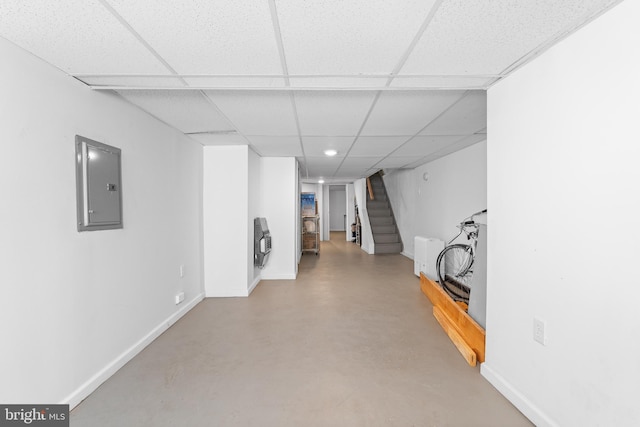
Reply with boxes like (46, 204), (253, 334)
(361, 91), (465, 136)
(294, 91), (377, 136)
(305, 156), (345, 168)
(377, 156), (420, 168)
(277, 0), (439, 74)
(117, 90), (233, 133)
(188, 134), (247, 146)
(335, 166), (372, 176)
(401, 0), (617, 75)
(349, 136), (409, 157)
(392, 135), (464, 157)
(247, 136), (302, 157)
(407, 134), (488, 167)
(107, 0), (283, 74)
(205, 91), (298, 136)
(339, 156), (383, 169)
(420, 91), (487, 135)
(0, 0), (168, 74)
(306, 167), (340, 178)
(302, 136), (354, 157)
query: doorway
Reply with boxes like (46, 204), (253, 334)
(329, 185), (347, 240)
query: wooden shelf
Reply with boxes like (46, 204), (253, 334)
(420, 272), (485, 366)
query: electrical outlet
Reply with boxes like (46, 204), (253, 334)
(179, 265), (185, 278)
(175, 292), (185, 305)
(533, 317), (546, 345)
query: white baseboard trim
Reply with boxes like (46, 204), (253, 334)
(401, 251), (414, 260)
(261, 273), (297, 280)
(248, 276), (261, 295)
(64, 292), (205, 409)
(206, 289), (249, 297)
(481, 363), (558, 427)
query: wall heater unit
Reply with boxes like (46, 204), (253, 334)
(254, 217), (272, 268)
(414, 236), (444, 281)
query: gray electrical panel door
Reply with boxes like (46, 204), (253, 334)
(87, 145), (121, 225)
(76, 135), (123, 231)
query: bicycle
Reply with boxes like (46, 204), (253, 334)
(435, 209), (487, 304)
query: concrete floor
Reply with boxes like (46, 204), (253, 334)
(71, 232), (531, 426)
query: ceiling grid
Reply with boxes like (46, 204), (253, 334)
(0, 0), (623, 183)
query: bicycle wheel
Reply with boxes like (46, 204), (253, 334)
(436, 244), (474, 303)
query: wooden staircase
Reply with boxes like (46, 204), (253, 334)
(367, 173), (403, 254)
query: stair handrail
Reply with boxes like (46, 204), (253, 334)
(366, 177), (374, 200)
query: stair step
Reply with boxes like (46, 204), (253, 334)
(369, 216), (394, 225)
(367, 201), (389, 210)
(368, 208), (391, 217)
(374, 233), (400, 243)
(375, 242), (403, 254)
(372, 224), (396, 234)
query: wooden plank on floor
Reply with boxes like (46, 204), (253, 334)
(433, 306), (477, 366)
(420, 272), (486, 363)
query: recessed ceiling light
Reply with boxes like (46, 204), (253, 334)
(318, 179), (325, 184)
(324, 149), (337, 157)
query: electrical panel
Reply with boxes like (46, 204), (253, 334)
(75, 135), (123, 232)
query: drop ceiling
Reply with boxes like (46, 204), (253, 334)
(0, 0), (622, 183)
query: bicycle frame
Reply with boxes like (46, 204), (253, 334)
(436, 210), (486, 302)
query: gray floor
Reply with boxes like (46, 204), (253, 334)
(71, 232), (531, 426)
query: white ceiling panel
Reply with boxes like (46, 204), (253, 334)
(188, 134), (247, 146)
(305, 156), (346, 168)
(401, 0), (617, 75)
(0, 0), (168, 74)
(421, 91), (487, 135)
(277, 0), (439, 74)
(205, 91), (298, 136)
(349, 137), (408, 157)
(294, 91), (377, 136)
(107, 0), (283, 74)
(306, 167), (339, 178)
(339, 157), (383, 169)
(406, 134), (488, 168)
(117, 90), (233, 133)
(392, 135), (462, 157)
(361, 91), (465, 136)
(377, 156), (419, 169)
(334, 167), (373, 177)
(247, 136), (302, 157)
(302, 136), (355, 157)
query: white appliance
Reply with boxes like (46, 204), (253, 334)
(414, 236), (444, 280)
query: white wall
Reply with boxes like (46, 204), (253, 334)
(346, 184), (355, 241)
(248, 148), (262, 290)
(203, 146), (250, 297)
(354, 178), (374, 254)
(484, 2), (639, 426)
(383, 141), (487, 258)
(322, 185), (330, 240)
(260, 158), (298, 280)
(0, 38), (204, 407)
(296, 163), (302, 263)
(329, 186), (347, 231)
